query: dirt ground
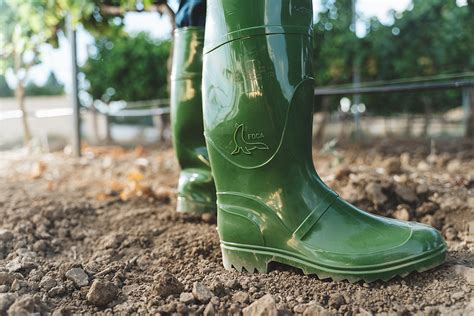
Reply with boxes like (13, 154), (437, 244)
(0, 138), (473, 315)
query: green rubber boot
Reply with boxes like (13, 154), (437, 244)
(171, 27), (216, 214)
(202, 0), (446, 282)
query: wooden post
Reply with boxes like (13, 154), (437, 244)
(68, 17), (81, 157)
(464, 88), (474, 139)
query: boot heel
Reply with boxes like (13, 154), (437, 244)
(221, 245), (270, 273)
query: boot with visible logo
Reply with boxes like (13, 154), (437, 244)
(171, 27), (216, 214)
(202, 0), (446, 282)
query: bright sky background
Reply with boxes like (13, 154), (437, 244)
(17, 0), (415, 91)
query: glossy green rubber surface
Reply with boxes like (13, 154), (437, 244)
(202, 0), (446, 282)
(171, 27), (216, 214)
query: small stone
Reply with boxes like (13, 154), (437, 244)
(383, 157), (401, 174)
(179, 292), (195, 304)
(7, 295), (48, 315)
(176, 303), (188, 314)
(303, 302), (331, 316)
(86, 280), (119, 307)
(52, 307), (71, 316)
(394, 184), (418, 203)
(417, 161), (430, 171)
(334, 167), (351, 180)
(0, 285), (8, 293)
(158, 302), (176, 313)
(32, 240), (49, 253)
(65, 268), (89, 287)
(203, 302), (215, 316)
(192, 282), (213, 303)
(453, 265), (474, 285)
(153, 272), (184, 297)
(233, 291), (250, 304)
(421, 215), (441, 229)
(201, 213), (216, 223)
(328, 293), (345, 309)
(243, 294), (278, 316)
(393, 207), (410, 221)
(6, 258), (22, 273)
(0, 272), (14, 286)
(451, 291), (464, 301)
(416, 183), (429, 195)
(0, 293), (15, 313)
(224, 279), (240, 290)
(0, 230), (13, 242)
(229, 303), (241, 314)
(48, 285), (66, 297)
(293, 304), (306, 313)
(100, 233), (126, 249)
(416, 202), (438, 216)
(446, 159), (461, 172)
(444, 227), (458, 241)
(10, 279), (23, 292)
(39, 276), (57, 291)
(366, 183), (388, 206)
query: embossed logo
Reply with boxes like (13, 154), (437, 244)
(231, 123), (269, 155)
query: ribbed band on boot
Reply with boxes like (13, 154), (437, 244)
(204, 0), (313, 53)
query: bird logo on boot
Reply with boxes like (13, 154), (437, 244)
(231, 123), (269, 155)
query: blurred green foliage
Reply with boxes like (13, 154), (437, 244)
(82, 32), (171, 102)
(313, 0), (474, 115)
(0, 75), (13, 97)
(25, 72), (65, 96)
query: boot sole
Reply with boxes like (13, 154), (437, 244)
(177, 197), (217, 214)
(221, 242), (447, 283)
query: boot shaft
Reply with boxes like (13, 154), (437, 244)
(171, 27), (209, 169)
(203, 0), (336, 232)
(203, 0), (315, 169)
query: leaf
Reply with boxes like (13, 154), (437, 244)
(30, 161), (47, 179)
(127, 169), (144, 182)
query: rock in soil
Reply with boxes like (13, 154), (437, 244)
(383, 157), (402, 174)
(192, 282), (213, 303)
(86, 280), (118, 307)
(39, 276), (57, 291)
(153, 272), (184, 297)
(393, 206), (411, 221)
(394, 183), (418, 203)
(179, 292), (195, 304)
(7, 295), (48, 315)
(0, 229), (13, 242)
(243, 294), (278, 316)
(65, 268), (89, 288)
(0, 293), (16, 313)
(0, 273), (14, 287)
(203, 302), (215, 316)
(233, 291), (250, 304)
(453, 265), (474, 285)
(365, 182), (388, 206)
(303, 302), (330, 315)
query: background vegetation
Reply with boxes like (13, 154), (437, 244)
(1, 0), (473, 144)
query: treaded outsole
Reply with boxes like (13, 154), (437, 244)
(221, 244), (447, 283)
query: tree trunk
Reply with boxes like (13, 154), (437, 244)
(15, 82), (32, 146)
(91, 105), (100, 143)
(466, 88), (474, 139)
